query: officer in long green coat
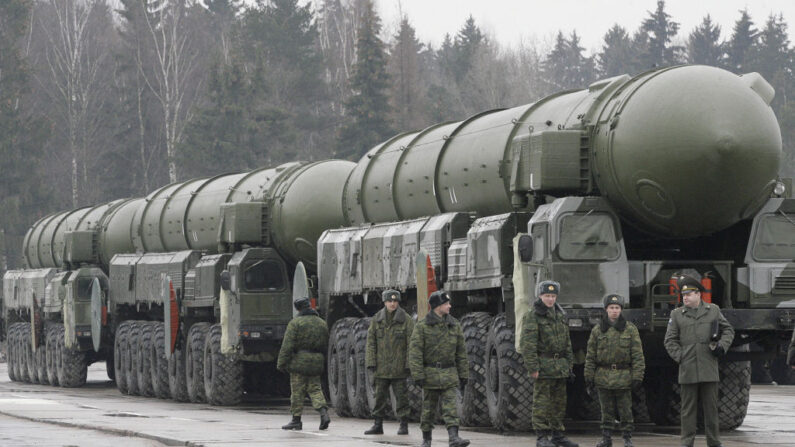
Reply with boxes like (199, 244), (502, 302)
(584, 294), (645, 447)
(664, 275), (734, 447)
(363, 289), (415, 436)
(519, 280), (579, 447)
(277, 296), (330, 431)
(408, 290), (469, 447)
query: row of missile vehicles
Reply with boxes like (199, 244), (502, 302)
(3, 65), (795, 430)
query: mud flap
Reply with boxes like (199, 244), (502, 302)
(63, 285), (76, 349)
(162, 274), (178, 360)
(512, 234), (531, 351)
(90, 278), (103, 352)
(219, 287), (239, 355)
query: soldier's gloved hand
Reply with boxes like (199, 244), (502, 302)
(414, 379), (424, 388)
(632, 380), (643, 392)
(459, 378), (468, 391)
(711, 345), (725, 357)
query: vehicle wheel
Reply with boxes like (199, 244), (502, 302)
(186, 322), (210, 403)
(58, 325), (87, 388)
(7, 323), (19, 381)
(718, 360), (751, 430)
(106, 349), (115, 382)
(646, 366), (681, 426)
(36, 333), (49, 385)
(485, 314), (533, 431)
(345, 318), (371, 418)
(568, 364), (601, 420)
(24, 323), (39, 384)
(126, 322), (141, 395)
(168, 335), (189, 402)
(150, 322), (170, 398)
(136, 322), (155, 396)
(328, 317), (356, 417)
(631, 379), (651, 423)
(459, 312), (493, 426)
(203, 324), (242, 406)
(114, 321), (130, 394)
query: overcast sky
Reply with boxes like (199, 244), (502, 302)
(368, 0), (794, 55)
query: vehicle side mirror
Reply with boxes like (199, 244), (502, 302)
(220, 270), (231, 291)
(518, 234), (533, 263)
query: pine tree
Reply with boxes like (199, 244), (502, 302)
(452, 15), (485, 82)
(388, 17), (426, 130)
(726, 9), (758, 73)
(687, 15), (725, 67)
(641, 0), (683, 67)
(335, 0), (392, 159)
(598, 25), (636, 77)
(542, 31), (595, 91)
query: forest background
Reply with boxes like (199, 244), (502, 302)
(0, 0), (793, 267)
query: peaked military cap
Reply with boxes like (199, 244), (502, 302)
(382, 289), (401, 302)
(603, 294), (624, 308)
(677, 274), (705, 294)
(537, 280), (560, 297)
(429, 290), (451, 309)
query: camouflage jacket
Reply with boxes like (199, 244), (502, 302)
(584, 315), (645, 389)
(664, 301), (734, 384)
(408, 310), (468, 389)
(519, 299), (574, 379)
(277, 308), (328, 376)
(365, 306), (415, 379)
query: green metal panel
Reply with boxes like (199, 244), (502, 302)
(184, 173), (248, 250)
(24, 213), (60, 268)
(159, 178), (207, 251)
(138, 182), (185, 252)
(98, 198), (144, 267)
(358, 132), (419, 223)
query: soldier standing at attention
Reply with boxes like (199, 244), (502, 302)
(408, 290), (470, 447)
(520, 280), (579, 447)
(363, 289), (415, 436)
(664, 275), (734, 447)
(277, 296), (331, 431)
(584, 294), (645, 447)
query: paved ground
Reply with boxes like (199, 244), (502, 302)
(0, 362), (793, 446)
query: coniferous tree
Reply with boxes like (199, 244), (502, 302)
(641, 0), (683, 67)
(452, 15), (485, 82)
(726, 9), (758, 73)
(335, 0), (392, 159)
(388, 17), (426, 130)
(687, 15), (725, 67)
(598, 25), (636, 77)
(542, 31), (595, 91)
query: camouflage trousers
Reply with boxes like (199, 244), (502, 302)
(372, 378), (410, 420)
(532, 378), (567, 431)
(597, 387), (634, 432)
(420, 387), (459, 432)
(290, 373), (327, 416)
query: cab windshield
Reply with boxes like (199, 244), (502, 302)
(243, 259), (285, 291)
(558, 213), (620, 261)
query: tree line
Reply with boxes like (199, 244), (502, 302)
(0, 0), (793, 267)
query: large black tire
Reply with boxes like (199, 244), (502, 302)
(35, 335), (49, 385)
(58, 324), (87, 388)
(646, 366), (681, 426)
(345, 318), (371, 418)
(203, 324), (242, 406)
(136, 322), (155, 396)
(718, 360), (751, 430)
(7, 323), (19, 381)
(186, 323), (210, 403)
(631, 380), (651, 423)
(45, 325), (59, 386)
(20, 325), (32, 383)
(114, 321), (130, 394)
(24, 324), (39, 384)
(459, 312), (493, 426)
(328, 317), (356, 417)
(150, 323), (170, 398)
(567, 364), (601, 420)
(168, 337), (189, 402)
(485, 314), (533, 431)
(126, 322), (141, 395)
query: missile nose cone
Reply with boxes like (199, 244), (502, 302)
(594, 65), (782, 237)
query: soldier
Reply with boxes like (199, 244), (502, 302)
(520, 280), (578, 447)
(584, 294), (645, 447)
(363, 289), (415, 436)
(277, 296), (331, 431)
(664, 275), (734, 447)
(408, 290), (470, 447)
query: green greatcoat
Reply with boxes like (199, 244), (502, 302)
(664, 301), (734, 384)
(584, 315), (645, 389)
(408, 310), (468, 389)
(365, 306), (415, 379)
(519, 300), (574, 379)
(277, 308), (329, 376)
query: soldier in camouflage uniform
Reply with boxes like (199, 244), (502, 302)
(408, 290), (470, 447)
(364, 289), (415, 436)
(664, 275), (734, 447)
(520, 280), (579, 447)
(277, 296), (330, 431)
(584, 294), (645, 447)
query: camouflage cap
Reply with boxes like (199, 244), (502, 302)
(382, 289), (401, 302)
(603, 294), (624, 308)
(429, 290), (451, 309)
(293, 296), (311, 310)
(537, 280), (560, 297)
(677, 274), (704, 294)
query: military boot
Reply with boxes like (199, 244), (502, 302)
(421, 430), (432, 447)
(447, 426), (470, 447)
(536, 431), (556, 447)
(364, 418), (383, 435)
(596, 430), (612, 447)
(621, 432), (633, 447)
(282, 415), (302, 430)
(397, 419), (409, 435)
(550, 431), (579, 447)
(318, 407), (330, 430)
